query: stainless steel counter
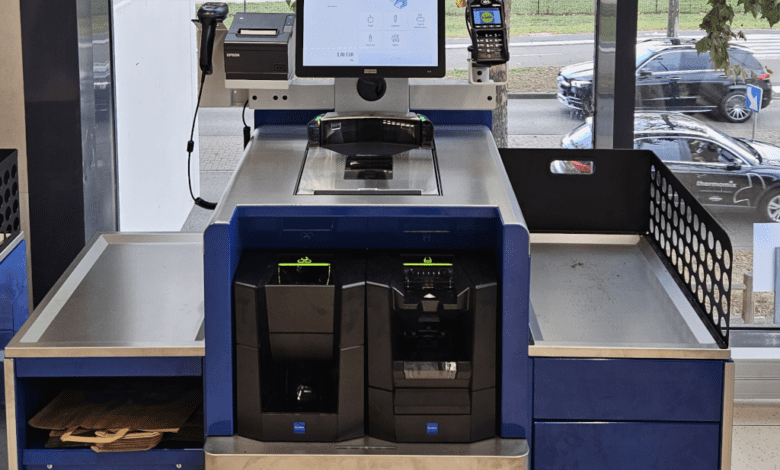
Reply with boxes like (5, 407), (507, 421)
(529, 233), (730, 360)
(5, 233), (205, 358)
(205, 436), (529, 470)
(209, 126), (526, 230)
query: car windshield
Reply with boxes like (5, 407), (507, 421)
(636, 43), (657, 67)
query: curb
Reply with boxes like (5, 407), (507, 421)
(511, 91), (780, 100)
(508, 92), (556, 100)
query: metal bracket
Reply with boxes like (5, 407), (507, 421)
(241, 79), (497, 111)
(468, 60), (507, 86)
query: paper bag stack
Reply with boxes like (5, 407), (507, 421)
(29, 380), (202, 453)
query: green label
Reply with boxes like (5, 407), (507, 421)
(278, 256), (330, 267)
(404, 256), (452, 267)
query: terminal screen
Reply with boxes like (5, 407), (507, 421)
(302, 0), (440, 68)
(473, 8), (502, 25)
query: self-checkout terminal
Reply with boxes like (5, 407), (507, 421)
(199, 0), (529, 461)
(2, 1), (736, 470)
(210, 0), (516, 447)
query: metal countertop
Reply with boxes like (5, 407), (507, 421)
(208, 126), (527, 230)
(529, 234), (730, 360)
(5, 233), (205, 358)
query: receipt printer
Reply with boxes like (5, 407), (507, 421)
(233, 251), (364, 442)
(224, 13), (295, 86)
(366, 252), (497, 443)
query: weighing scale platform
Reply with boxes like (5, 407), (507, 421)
(529, 233), (729, 360)
(5, 233), (204, 358)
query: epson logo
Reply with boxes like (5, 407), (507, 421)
(426, 423), (438, 434)
(294, 422), (306, 434)
(364, 69), (378, 74)
(227, 53), (241, 58)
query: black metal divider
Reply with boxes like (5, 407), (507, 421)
(499, 148), (731, 347)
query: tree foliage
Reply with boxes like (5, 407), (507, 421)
(698, 0), (780, 77)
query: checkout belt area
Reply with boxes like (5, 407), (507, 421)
(1, 0), (774, 469)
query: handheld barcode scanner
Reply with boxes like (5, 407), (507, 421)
(197, 2), (229, 75)
(186, 2), (229, 211)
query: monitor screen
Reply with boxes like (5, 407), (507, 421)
(296, 0), (446, 78)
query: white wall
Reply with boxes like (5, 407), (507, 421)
(113, 0), (199, 231)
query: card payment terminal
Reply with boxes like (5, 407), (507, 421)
(466, 0), (509, 66)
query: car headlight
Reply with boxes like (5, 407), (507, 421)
(570, 80), (591, 88)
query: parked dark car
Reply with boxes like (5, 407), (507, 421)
(560, 112), (780, 221)
(557, 38), (772, 123)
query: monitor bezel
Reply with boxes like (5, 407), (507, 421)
(295, 0), (446, 78)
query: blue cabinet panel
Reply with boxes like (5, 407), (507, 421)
(0, 330), (14, 349)
(0, 239), (28, 331)
(23, 448), (203, 469)
(15, 357), (202, 378)
(534, 421), (720, 470)
(534, 358), (723, 422)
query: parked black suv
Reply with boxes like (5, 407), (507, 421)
(557, 38), (772, 123)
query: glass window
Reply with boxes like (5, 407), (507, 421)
(730, 49), (766, 74)
(684, 138), (741, 164)
(685, 139), (723, 163)
(636, 43), (657, 67)
(679, 51), (712, 71)
(641, 52), (681, 72)
(636, 137), (683, 161)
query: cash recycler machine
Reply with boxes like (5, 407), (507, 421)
(3, 1), (734, 469)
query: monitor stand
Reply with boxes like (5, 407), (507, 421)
(295, 78), (439, 196)
(334, 78), (410, 115)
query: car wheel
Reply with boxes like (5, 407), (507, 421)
(583, 96), (594, 116)
(759, 190), (780, 222)
(719, 90), (752, 123)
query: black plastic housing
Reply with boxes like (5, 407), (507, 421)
(233, 251), (365, 442)
(306, 114), (434, 157)
(366, 252), (497, 443)
(224, 13), (296, 82)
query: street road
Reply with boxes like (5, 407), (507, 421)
(509, 97), (780, 136)
(446, 29), (780, 74)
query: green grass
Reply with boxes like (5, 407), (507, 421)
(201, 3), (776, 38)
(488, 0), (753, 15)
(446, 66), (559, 92)
(206, 3), (294, 29)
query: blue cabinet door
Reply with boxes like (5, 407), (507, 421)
(534, 421), (720, 470)
(534, 358), (724, 422)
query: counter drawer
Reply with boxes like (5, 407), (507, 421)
(534, 358), (724, 422)
(534, 421), (720, 470)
